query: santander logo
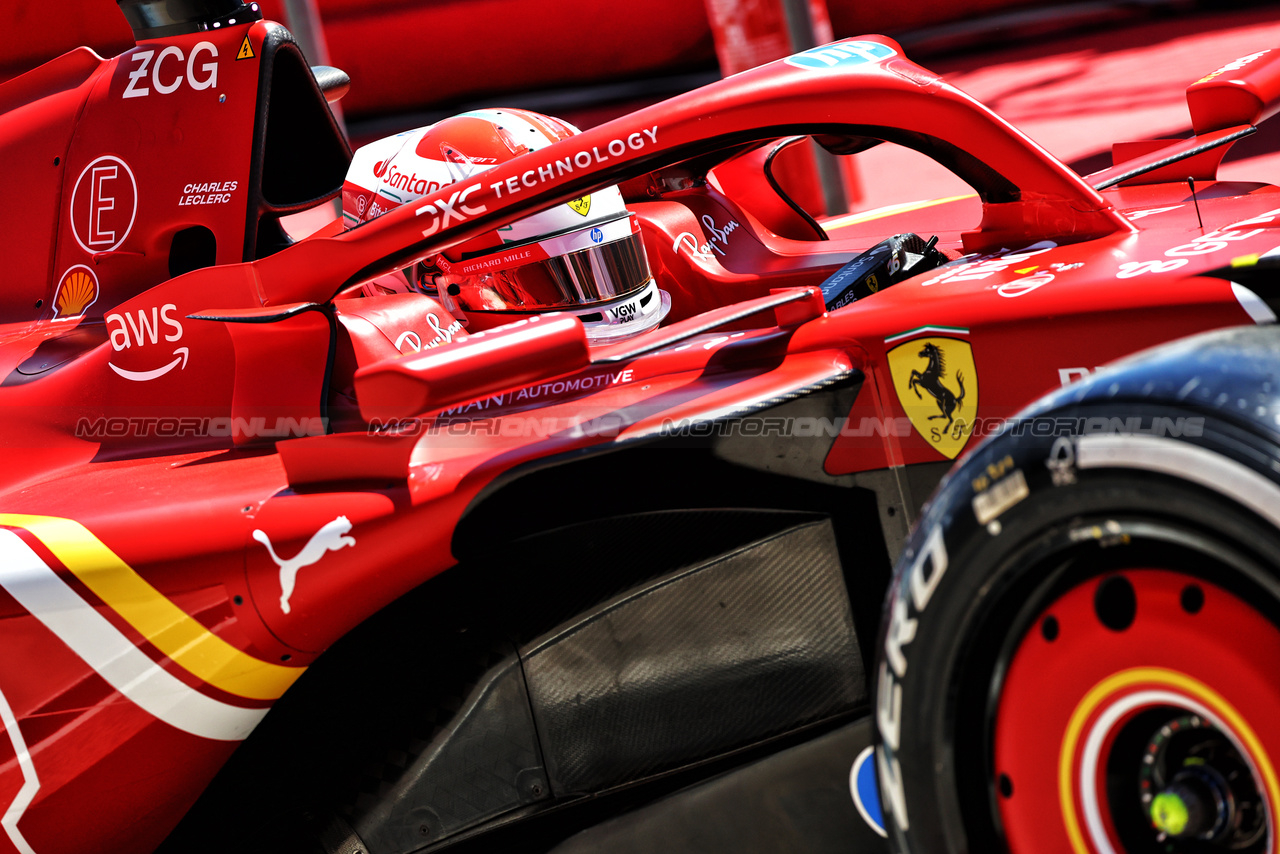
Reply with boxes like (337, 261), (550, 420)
(379, 161), (443, 197)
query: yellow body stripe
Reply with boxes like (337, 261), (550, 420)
(0, 513), (302, 701)
(1058, 667), (1279, 854)
(823, 194), (978, 231)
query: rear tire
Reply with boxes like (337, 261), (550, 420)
(875, 327), (1280, 854)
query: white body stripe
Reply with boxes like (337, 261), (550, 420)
(0, 682), (38, 854)
(0, 529), (266, 742)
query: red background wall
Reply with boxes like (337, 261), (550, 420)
(0, 0), (1046, 118)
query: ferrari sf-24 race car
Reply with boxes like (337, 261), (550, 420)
(4, 1), (1280, 852)
(877, 319), (1280, 854)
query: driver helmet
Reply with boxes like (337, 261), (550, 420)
(342, 108), (669, 343)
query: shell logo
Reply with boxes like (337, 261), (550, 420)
(54, 265), (100, 319)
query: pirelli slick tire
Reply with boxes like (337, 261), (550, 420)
(875, 327), (1280, 854)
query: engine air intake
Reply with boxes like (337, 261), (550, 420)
(117, 0), (264, 41)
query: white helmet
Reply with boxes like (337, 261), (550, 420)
(342, 108), (669, 343)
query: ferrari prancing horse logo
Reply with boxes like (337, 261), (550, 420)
(888, 336), (979, 459)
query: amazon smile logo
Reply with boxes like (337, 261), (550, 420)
(106, 303), (188, 382)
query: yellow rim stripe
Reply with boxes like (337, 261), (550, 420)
(823, 194), (978, 231)
(0, 513), (303, 701)
(1059, 667), (1279, 854)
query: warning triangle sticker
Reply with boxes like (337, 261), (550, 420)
(237, 36), (256, 61)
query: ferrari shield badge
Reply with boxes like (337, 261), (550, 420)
(568, 195), (591, 216)
(888, 335), (979, 459)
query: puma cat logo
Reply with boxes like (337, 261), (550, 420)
(252, 516), (356, 614)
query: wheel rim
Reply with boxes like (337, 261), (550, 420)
(992, 569), (1280, 854)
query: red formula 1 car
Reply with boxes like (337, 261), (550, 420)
(4, 1), (1280, 852)
(875, 319), (1280, 854)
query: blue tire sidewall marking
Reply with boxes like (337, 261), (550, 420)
(852, 745), (887, 838)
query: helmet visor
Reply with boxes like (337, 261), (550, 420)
(440, 227), (653, 314)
